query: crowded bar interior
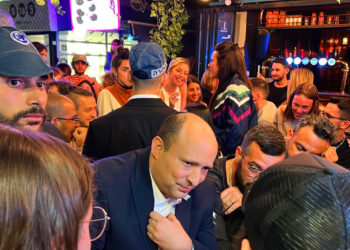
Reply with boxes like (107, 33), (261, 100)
(1, 0), (350, 250)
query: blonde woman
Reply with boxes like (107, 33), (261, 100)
(286, 68), (314, 102)
(160, 57), (190, 111)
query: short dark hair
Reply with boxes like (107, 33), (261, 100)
(329, 97), (350, 121)
(46, 80), (74, 95)
(32, 41), (47, 53)
(251, 78), (269, 99)
(273, 57), (289, 68)
(157, 113), (186, 151)
(111, 48), (129, 71)
(56, 63), (72, 77)
(67, 86), (94, 110)
(112, 39), (122, 46)
(241, 124), (286, 156)
(295, 114), (336, 144)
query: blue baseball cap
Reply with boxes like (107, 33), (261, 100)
(130, 42), (167, 79)
(0, 26), (51, 77)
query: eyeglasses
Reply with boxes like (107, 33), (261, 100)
(321, 111), (348, 121)
(242, 152), (263, 176)
(56, 115), (79, 125)
(88, 206), (110, 241)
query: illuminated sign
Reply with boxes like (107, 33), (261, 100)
(70, 0), (120, 31)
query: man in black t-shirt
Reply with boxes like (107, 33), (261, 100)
(322, 97), (350, 169)
(264, 58), (289, 107)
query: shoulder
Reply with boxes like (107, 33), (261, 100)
(98, 88), (113, 97)
(190, 178), (216, 206)
(93, 148), (145, 180)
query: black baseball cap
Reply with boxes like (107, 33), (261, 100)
(0, 26), (51, 77)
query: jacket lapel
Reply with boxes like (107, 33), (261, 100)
(175, 197), (192, 233)
(131, 148), (158, 250)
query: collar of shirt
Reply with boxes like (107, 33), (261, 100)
(129, 94), (160, 100)
(150, 169), (190, 216)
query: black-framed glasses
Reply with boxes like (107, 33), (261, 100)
(56, 115), (79, 125)
(242, 151), (263, 176)
(87, 206), (110, 241)
(321, 111), (348, 121)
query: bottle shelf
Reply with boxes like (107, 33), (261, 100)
(258, 23), (350, 30)
(258, 12), (350, 30)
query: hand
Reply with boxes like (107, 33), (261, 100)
(322, 146), (338, 162)
(72, 127), (88, 147)
(221, 186), (242, 215)
(241, 239), (252, 250)
(147, 211), (192, 250)
(169, 92), (180, 108)
(257, 72), (266, 82)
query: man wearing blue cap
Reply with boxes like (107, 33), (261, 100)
(0, 26), (51, 131)
(83, 42), (176, 160)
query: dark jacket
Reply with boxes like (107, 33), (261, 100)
(92, 147), (218, 250)
(83, 97), (176, 160)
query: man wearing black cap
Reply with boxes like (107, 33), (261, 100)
(244, 153), (350, 249)
(83, 42), (175, 160)
(0, 26), (51, 131)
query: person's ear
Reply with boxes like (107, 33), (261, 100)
(150, 136), (164, 160)
(340, 120), (350, 130)
(285, 67), (290, 75)
(235, 146), (243, 159)
(112, 67), (118, 77)
(50, 118), (58, 126)
(286, 128), (294, 142)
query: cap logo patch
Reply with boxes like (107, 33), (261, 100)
(10, 31), (30, 46)
(151, 63), (167, 78)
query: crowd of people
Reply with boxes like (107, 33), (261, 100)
(1, 24), (350, 250)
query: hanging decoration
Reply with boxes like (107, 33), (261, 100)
(35, 0), (66, 15)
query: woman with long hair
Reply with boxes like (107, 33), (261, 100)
(209, 42), (257, 156)
(0, 124), (101, 250)
(274, 83), (319, 136)
(160, 57), (190, 111)
(187, 75), (206, 106)
(97, 48), (133, 116)
(286, 68), (314, 103)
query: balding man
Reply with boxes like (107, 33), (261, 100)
(45, 94), (79, 142)
(93, 112), (219, 250)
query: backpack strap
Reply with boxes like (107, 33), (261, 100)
(77, 80), (97, 100)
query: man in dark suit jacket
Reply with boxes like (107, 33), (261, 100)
(83, 42), (175, 160)
(92, 112), (219, 250)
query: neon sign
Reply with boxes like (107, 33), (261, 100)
(70, 0), (120, 31)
